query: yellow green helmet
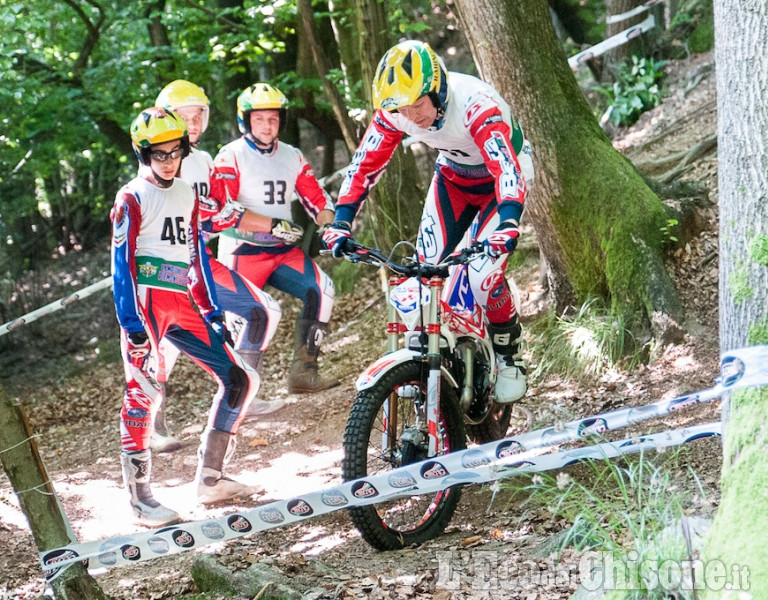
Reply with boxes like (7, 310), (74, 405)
(372, 40), (449, 112)
(129, 107), (190, 166)
(155, 80), (210, 133)
(236, 83), (288, 135)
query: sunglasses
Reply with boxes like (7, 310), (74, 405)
(150, 146), (183, 163)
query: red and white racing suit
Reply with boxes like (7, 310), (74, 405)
(111, 174), (259, 452)
(335, 72), (534, 324)
(154, 147), (282, 386)
(209, 138), (335, 326)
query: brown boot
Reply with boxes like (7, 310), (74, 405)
(287, 319), (339, 394)
(288, 347), (340, 393)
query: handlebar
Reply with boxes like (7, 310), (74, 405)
(327, 239), (486, 279)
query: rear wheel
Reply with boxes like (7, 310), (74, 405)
(342, 361), (466, 550)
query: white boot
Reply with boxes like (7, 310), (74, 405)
(489, 320), (528, 404)
(195, 428), (260, 504)
(121, 450), (180, 527)
(245, 397), (287, 417)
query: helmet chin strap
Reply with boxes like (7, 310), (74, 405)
(247, 133), (277, 153)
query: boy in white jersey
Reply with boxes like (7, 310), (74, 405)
(209, 83), (338, 394)
(111, 107), (261, 526)
(149, 81), (285, 453)
(323, 41), (535, 406)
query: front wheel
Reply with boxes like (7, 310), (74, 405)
(342, 361), (466, 550)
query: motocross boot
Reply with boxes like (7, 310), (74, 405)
(195, 428), (261, 504)
(488, 319), (528, 404)
(121, 450), (181, 527)
(287, 319), (339, 394)
(239, 350), (286, 417)
(150, 384), (183, 453)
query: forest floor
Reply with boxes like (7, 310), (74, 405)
(0, 49), (722, 600)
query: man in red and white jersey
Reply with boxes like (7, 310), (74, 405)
(208, 83), (338, 394)
(149, 80), (284, 454)
(112, 108), (261, 526)
(323, 40), (535, 405)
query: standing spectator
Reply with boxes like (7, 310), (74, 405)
(323, 40), (535, 404)
(112, 107), (260, 526)
(151, 80), (285, 454)
(210, 83), (338, 394)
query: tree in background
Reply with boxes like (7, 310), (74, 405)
(453, 0), (684, 347)
(703, 0), (768, 593)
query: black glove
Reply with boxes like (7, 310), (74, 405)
(126, 331), (151, 371)
(270, 218), (304, 245)
(208, 314), (234, 346)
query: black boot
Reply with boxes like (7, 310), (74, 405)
(287, 319), (339, 394)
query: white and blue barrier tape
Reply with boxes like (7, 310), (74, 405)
(36, 345), (768, 580)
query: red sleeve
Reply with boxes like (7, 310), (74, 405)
(294, 153), (335, 222)
(467, 99), (527, 224)
(206, 148), (246, 232)
(111, 188), (145, 333)
(335, 110), (404, 223)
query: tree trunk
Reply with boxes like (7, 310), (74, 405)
(344, 0), (425, 249)
(454, 0), (683, 345)
(704, 1), (768, 595)
(0, 386), (111, 599)
(603, 0), (646, 78)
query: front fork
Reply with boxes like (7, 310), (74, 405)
(382, 275), (444, 459)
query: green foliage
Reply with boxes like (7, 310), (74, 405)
(597, 56), (666, 127)
(529, 297), (643, 382)
(660, 218), (679, 244)
(507, 453), (707, 598)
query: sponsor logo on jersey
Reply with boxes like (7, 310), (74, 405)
(287, 498), (314, 516)
(227, 514), (253, 533)
(420, 461), (449, 479)
(351, 481), (379, 499)
(138, 262), (159, 278)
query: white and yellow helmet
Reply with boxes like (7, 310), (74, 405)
(236, 83), (288, 135)
(130, 107), (190, 166)
(155, 80), (210, 134)
(372, 40), (449, 112)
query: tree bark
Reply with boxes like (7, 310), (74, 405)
(0, 386), (111, 599)
(342, 0), (425, 249)
(704, 1), (768, 595)
(454, 0), (683, 345)
(603, 0), (646, 77)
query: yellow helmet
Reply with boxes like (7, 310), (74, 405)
(237, 83), (288, 135)
(130, 107), (190, 166)
(155, 80), (210, 134)
(372, 40), (449, 112)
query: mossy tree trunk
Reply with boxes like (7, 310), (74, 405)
(0, 385), (111, 599)
(454, 0), (683, 344)
(704, 1), (768, 595)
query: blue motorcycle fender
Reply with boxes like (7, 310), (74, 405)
(355, 349), (459, 391)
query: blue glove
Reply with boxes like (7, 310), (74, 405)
(484, 220), (520, 258)
(126, 331), (151, 372)
(321, 221), (353, 258)
(208, 315), (234, 346)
